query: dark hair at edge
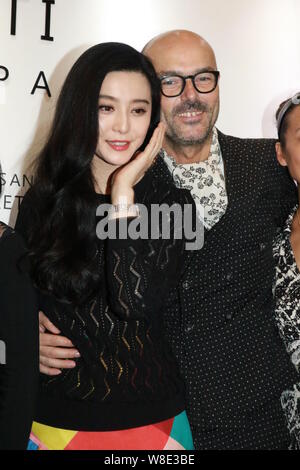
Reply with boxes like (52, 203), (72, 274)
(276, 98), (298, 149)
(27, 42), (161, 304)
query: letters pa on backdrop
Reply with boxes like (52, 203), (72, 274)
(0, 0), (56, 97)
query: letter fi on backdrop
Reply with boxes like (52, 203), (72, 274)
(10, 0), (55, 41)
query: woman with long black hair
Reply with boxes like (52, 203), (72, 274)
(16, 42), (195, 450)
(0, 163), (38, 449)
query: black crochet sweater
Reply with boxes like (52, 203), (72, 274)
(15, 157), (196, 431)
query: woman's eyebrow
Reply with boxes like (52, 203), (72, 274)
(99, 95), (150, 105)
(99, 94), (117, 101)
(131, 99), (150, 104)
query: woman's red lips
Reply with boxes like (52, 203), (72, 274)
(107, 140), (130, 151)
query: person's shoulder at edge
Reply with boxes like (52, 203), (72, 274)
(0, 222), (28, 281)
(217, 129), (297, 214)
(14, 186), (38, 241)
(0, 221), (21, 246)
(217, 128), (277, 149)
(18, 185), (36, 208)
(216, 128), (284, 172)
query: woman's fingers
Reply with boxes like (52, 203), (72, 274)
(111, 122), (166, 192)
(141, 122), (166, 163)
(130, 123), (166, 174)
(155, 122), (166, 154)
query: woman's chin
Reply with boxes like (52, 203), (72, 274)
(96, 153), (134, 167)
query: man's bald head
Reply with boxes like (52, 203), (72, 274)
(143, 30), (220, 155)
(143, 30), (217, 71)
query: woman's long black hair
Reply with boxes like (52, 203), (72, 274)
(27, 42), (161, 304)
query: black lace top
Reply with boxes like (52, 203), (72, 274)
(15, 158), (196, 431)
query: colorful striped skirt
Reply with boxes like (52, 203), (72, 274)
(27, 411), (194, 450)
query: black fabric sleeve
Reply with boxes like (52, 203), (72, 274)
(0, 228), (39, 449)
(14, 189), (37, 244)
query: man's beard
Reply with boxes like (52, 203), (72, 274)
(164, 99), (218, 147)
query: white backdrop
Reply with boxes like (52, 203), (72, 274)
(0, 0), (299, 225)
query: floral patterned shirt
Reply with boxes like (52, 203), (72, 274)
(161, 128), (228, 230)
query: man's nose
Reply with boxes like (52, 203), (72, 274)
(181, 78), (199, 101)
(112, 111), (130, 134)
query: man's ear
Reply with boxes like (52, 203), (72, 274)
(275, 142), (288, 167)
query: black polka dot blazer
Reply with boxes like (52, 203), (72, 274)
(162, 130), (299, 428)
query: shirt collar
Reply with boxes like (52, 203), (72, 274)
(161, 127), (222, 168)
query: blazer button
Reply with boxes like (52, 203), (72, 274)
(260, 242), (267, 251)
(182, 281), (191, 290)
(226, 272), (233, 281)
(225, 312), (233, 321)
(184, 323), (195, 333)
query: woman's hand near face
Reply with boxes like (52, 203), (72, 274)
(111, 122), (165, 206)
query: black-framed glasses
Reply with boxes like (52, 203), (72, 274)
(160, 71), (220, 97)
